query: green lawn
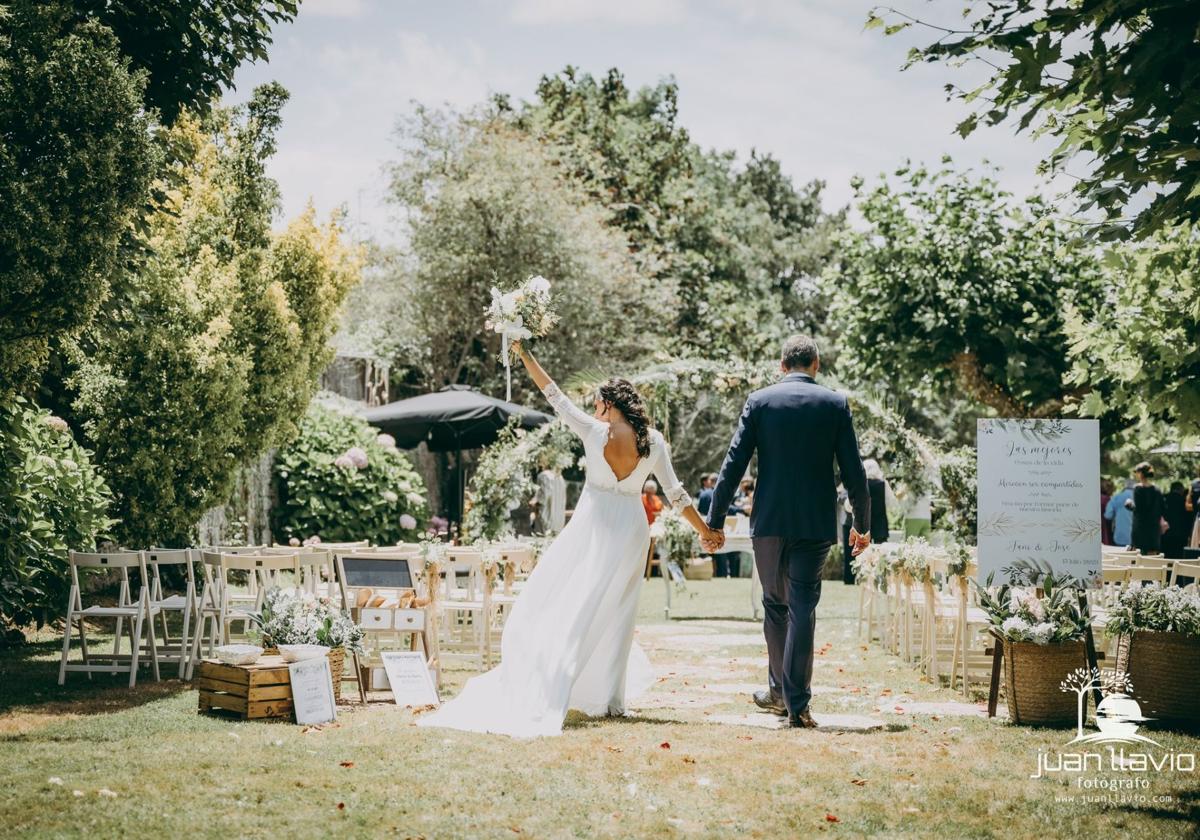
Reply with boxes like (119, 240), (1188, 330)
(1, 579), (1197, 839)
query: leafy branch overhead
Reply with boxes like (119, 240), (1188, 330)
(873, 1), (1200, 240)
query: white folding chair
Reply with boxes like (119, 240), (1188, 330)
(59, 551), (160, 688)
(1169, 561), (1200, 587)
(437, 550), (489, 670)
(145, 548), (198, 679)
(187, 551), (298, 678)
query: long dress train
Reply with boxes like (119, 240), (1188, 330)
(417, 381), (691, 737)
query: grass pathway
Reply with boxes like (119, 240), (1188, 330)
(0, 579), (1196, 838)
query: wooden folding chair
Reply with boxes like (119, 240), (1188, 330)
(145, 548), (198, 679)
(187, 551), (299, 678)
(1169, 561), (1200, 587)
(59, 551), (160, 688)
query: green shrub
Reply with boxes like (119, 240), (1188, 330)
(0, 398), (115, 631)
(939, 447), (977, 544)
(272, 402), (428, 544)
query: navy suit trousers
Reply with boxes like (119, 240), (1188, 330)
(752, 536), (833, 714)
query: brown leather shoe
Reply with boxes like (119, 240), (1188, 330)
(788, 708), (817, 728)
(753, 689), (786, 716)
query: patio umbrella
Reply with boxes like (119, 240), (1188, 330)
(361, 385), (552, 524)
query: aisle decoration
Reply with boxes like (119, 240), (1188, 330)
(250, 587), (365, 702)
(1109, 583), (1200, 724)
(974, 573), (1090, 725)
(658, 510), (707, 579)
(485, 274), (558, 401)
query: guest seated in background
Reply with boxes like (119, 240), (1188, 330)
(1163, 480), (1190, 559)
(642, 479), (663, 525)
(1125, 461), (1164, 555)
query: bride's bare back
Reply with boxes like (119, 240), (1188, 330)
(602, 420), (641, 482)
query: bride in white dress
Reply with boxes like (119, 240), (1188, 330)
(418, 344), (720, 737)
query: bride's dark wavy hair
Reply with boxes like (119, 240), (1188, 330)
(597, 378), (652, 458)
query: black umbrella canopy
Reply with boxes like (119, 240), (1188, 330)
(361, 385), (551, 451)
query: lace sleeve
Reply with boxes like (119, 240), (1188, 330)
(651, 433), (693, 512)
(542, 381), (604, 438)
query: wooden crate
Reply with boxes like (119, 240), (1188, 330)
(197, 655), (295, 720)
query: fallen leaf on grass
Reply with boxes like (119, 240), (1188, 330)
(606, 746), (623, 753)
(736, 735), (753, 741)
(682, 756), (696, 764)
(659, 741), (671, 750)
(850, 779), (867, 787)
(825, 813), (839, 823)
(336, 802), (345, 811)
(339, 761), (355, 768)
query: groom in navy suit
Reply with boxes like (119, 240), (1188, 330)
(704, 335), (871, 728)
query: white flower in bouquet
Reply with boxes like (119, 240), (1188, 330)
(1029, 622), (1057, 645)
(1001, 616), (1031, 638)
(484, 274), (559, 399)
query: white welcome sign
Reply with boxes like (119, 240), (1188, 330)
(380, 651), (440, 707)
(976, 418), (1101, 586)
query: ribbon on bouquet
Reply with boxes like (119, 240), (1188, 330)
(496, 323), (531, 403)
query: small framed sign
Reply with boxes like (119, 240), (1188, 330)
(288, 656), (337, 726)
(380, 651), (439, 707)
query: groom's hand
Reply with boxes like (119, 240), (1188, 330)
(849, 527), (871, 556)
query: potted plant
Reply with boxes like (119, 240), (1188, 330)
(659, 511), (710, 580)
(1107, 583), (1200, 726)
(974, 573), (1091, 726)
(251, 587), (365, 702)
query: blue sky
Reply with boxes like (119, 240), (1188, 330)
(231, 0), (1055, 241)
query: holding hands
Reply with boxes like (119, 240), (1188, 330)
(700, 526), (725, 553)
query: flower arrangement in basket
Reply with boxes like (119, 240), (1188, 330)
(484, 274), (558, 400)
(974, 573), (1091, 725)
(1106, 583), (1200, 724)
(250, 588), (365, 655)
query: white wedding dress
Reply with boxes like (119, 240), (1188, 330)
(417, 381), (691, 737)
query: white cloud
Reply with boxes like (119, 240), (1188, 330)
(301, 0), (366, 18)
(510, 0), (685, 26)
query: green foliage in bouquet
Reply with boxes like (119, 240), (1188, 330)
(250, 586), (365, 654)
(658, 510), (699, 564)
(273, 402), (428, 545)
(973, 573), (1090, 645)
(463, 418), (578, 542)
(0, 399), (114, 631)
(1106, 583), (1200, 639)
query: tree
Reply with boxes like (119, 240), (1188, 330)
(875, 1), (1200, 239)
(70, 0), (299, 123)
(1065, 224), (1200, 435)
(379, 109), (665, 400)
(1059, 666), (1134, 740)
(0, 1), (154, 393)
(829, 163), (1103, 418)
(514, 68), (846, 359)
(66, 88), (360, 545)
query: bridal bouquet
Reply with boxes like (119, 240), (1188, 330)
(484, 275), (557, 399)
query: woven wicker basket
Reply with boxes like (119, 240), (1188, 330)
(263, 646), (345, 704)
(1003, 638), (1086, 726)
(1115, 631), (1200, 725)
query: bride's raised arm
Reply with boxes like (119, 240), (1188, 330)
(515, 342), (603, 438)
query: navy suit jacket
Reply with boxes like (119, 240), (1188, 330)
(707, 372), (870, 541)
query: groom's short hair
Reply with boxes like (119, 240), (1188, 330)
(781, 335), (819, 370)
